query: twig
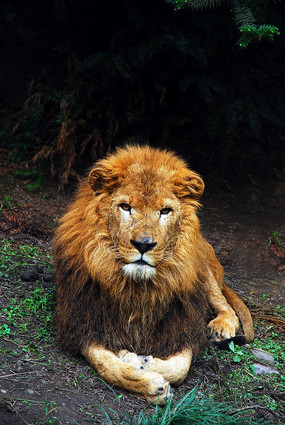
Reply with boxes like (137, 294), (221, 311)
(22, 358), (49, 365)
(230, 404), (283, 418)
(0, 371), (34, 379)
(3, 400), (29, 425)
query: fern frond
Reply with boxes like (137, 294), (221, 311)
(80, 53), (133, 79)
(165, 0), (225, 11)
(190, 0), (225, 9)
(232, 0), (255, 27)
(238, 24), (280, 48)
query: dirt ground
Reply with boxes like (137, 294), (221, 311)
(0, 157), (284, 425)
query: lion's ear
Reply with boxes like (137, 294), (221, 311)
(89, 165), (121, 193)
(172, 170), (204, 200)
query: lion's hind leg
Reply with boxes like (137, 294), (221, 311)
(83, 344), (171, 404)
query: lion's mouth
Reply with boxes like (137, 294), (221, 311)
(133, 259), (154, 267)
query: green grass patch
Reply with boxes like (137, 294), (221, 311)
(0, 286), (54, 340)
(99, 388), (264, 424)
(198, 336), (284, 415)
(0, 238), (52, 279)
(0, 238), (55, 344)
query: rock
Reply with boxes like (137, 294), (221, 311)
(26, 388), (35, 395)
(43, 273), (55, 282)
(251, 348), (275, 365)
(20, 269), (38, 281)
(251, 363), (279, 375)
(20, 264), (55, 282)
(31, 264), (45, 274)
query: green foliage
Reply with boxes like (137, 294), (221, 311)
(0, 239), (49, 279)
(200, 335), (284, 416)
(167, 0), (280, 47)
(228, 341), (245, 362)
(100, 388), (263, 424)
(0, 195), (14, 212)
(1, 0), (284, 183)
(13, 168), (44, 192)
(166, 0), (225, 11)
(232, 1), (256, 27)
(81, 52), (133, 80)
(268, 231), (282, 247)
(239, 24), (280, 48)
(0, 239), (54, 340)
(1, 286), (54, 340)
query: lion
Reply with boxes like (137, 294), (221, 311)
(54, 145), (254, 404)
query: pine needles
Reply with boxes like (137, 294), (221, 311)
(166, 0), (280, 47)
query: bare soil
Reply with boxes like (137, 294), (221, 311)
(0, 158), (284, 425)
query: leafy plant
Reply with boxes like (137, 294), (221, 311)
(1, 0), (284, 185)
(238, 24), (280, 48)
(13, 168), (44, 192)
(268, 231), (282, 247)
(167, 0), (280, 48)
(228, 341), (245, 363)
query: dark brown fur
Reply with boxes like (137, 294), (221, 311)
(55, 267), (208, 358)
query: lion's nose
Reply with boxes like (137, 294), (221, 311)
(130, 238), (157, 255)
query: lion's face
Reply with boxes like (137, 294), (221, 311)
(108, 183), (182, 280)
(87, 146), (205, 283)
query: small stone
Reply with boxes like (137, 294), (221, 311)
(252, 363), (279, 375)
(26, 388), (35, 395)
(32, 264), (45, 274)
(1, 389), (7, 394)
(251, 348), (275, 365)
(43, 273), (55, 282)
(20, 269), (38, 281)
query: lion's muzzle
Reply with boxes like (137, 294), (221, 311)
(130, 237), (157, 254)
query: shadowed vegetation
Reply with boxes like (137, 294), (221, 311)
(0, 0), (284, 186)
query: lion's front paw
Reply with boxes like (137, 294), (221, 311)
(145, 375), (173, 405)
(119, 350), (145, 369)
(207, 313), (239, 342)
(118, 350), (172, 404)
(138, 355), (153, 368)
(120, 351), (154, 370)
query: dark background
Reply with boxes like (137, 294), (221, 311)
(1, 0), (285, 186)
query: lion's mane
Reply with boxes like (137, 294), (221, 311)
(54, 146), (210, 359)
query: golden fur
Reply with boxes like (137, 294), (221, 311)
(54, 145), (254, 403)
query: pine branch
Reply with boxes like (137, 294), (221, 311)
(166, 0), (225, 11)
(232, 0), (256, 27)
(166, 0), (280, 48)
(238, 24), (280, 48)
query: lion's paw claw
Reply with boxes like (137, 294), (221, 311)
(207, 316), (238, 342)
(147, 382), (173, 405)
(138, 355), (153, 367)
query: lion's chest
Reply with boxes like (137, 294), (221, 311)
(93, 290), (207, 358)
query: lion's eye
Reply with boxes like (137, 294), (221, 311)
(120, 203), (131, 212)
(160, 207), (172, 215)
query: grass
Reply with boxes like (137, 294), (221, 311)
(0, 286), (54, 339)
(0, 238), (55, 344)
(99, 388), (265, 424)
(195, 335), (285, 416)
(0, 238), (52, 279)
